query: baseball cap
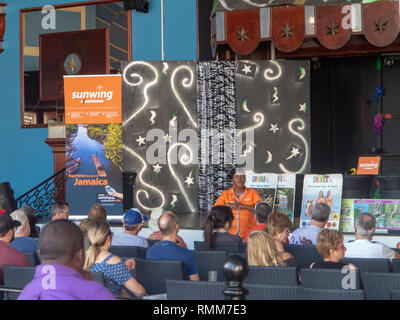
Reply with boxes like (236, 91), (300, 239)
(0, 214), (21, 234)
(123, 208), (148, 226)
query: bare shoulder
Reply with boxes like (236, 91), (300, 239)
(279, 251), (294, 261)
(106, 255), (122, 265)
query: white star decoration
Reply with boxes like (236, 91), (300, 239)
(136, 136), (146, 146)
(184, 172), (194, 187)
(153, 163), (162, 174)
(269, 124), (279, 134)
(299, 103), (307, 113)
(242, 64), (252, 75)
(286, 147), (300, 160)
(163, 134), (172, 143)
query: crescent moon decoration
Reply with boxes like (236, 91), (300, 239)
(242, 99), (251, 113)
(237, 112), (265, 138)
(279, 118), (309, 174)
(264, 60), (282, 81)
(123, 145), (166, 211)
(299, 67), (306, 80)
(122, 61), (159, 126)
(265, 151), (273, 164)
(171, 194), (178, 209)
(168, 143), (195, 212)
(171, 65), (198, 129)
(150, 111), (156, 125)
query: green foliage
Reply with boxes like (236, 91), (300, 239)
(87, 124), (108, 142)
(104, 124), (123, 171)
(66, 125), (78, 138)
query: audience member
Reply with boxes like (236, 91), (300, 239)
(88, 204), (107, 221)
(112, 208), (148, 248)
(146, 211), (199, 281)
(20, 205), (40, 238)
(147, 208), (187, 248)
(203, 205), (242, 249)
(84, 220), (146, 297)
(0, 213), (28, 285)
(265, 212), (292, 252)
(311, 229), (357, 270)
(50, 201), (70, 221)
(244, 201), (273, 243)
(18, 220), (115, 300)
(79, 218), (96, 251)
(247, 230), (296, 267)
(10, 210), (40, 263)
(289, 203), (331, 245)
(345, 213), (400, 259)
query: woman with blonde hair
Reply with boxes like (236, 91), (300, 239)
(247, 230), (296, 267)
(84, 220), (146, 297)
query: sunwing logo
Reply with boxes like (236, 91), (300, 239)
(71, 86), (113, 104)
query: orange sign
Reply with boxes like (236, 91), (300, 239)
(357, 156), (381, 175)
(64, 75), (122, 124)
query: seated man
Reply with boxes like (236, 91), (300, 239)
(146, 211), (199, 281)
(112, 208), (149, 248)
(0, 214), (29, 285)
(290, 203), (331, 245)
(18, 220), (115, 300)
(244, 201), (272, 243)
(9, 210), (40, 264)
(345, 212), (400, 260)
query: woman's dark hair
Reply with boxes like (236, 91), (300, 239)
(203, 205), (233, 249)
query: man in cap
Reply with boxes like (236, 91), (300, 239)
(0, 213), (29, 285)
(112, 208), (149, 248)
(214, 168), (263, 239)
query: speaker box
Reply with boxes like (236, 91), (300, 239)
(0, 182), (17, 214)
(123, 172), (137, 210)
(122, 0), (149, 13)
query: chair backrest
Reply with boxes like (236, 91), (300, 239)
(341, 258), (390, 272)
(300, 268), (361, 289)
(390, 288), (400, 300)
(133, 258), (185, 295)
(362, 272), (400, 300)
(284, 244), (322, 269)
(147, 239), (160, 247)
(90, 272), (106, 286)
(22, 252), (37, 267)
(3, 265), (36, 300)
(391, 259), (400, 273)
(194, 241), (246, 254)
(300, 287), (365, 300)
(244, 266), (298, 285)
(245, 284), (301, 300)
(193, 250), (227, 282)
(109, 246), (147, 259)
(166, 279), (225, 300)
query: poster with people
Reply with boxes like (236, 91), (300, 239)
(339, 199), (356, 233)
(300, 174), (343, 230)
(353, 199), (400, 232)
(274, 174), (296, 222)
(245, 173), (278, 211)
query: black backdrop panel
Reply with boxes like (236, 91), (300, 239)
(122, 61), (198, 215)
(235, 60), (311, 174)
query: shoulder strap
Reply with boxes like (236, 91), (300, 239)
(102, 254), (114, 263)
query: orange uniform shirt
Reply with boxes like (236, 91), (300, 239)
(214, 188), (262, 239)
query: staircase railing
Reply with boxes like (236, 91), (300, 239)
(15, 168), (66, 218)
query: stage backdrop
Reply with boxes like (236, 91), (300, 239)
(122, 60), (311, 220)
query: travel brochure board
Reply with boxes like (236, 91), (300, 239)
(339, 199), (356, 233)
(300, 174), (343, 230)
(275, 174), (296, 222)
(246, 173), (278, 211)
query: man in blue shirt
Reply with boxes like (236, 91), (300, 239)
(146, 211), (199, 281)
(290, 203), (331, 245)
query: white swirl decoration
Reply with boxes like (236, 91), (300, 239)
(168, 143), (195, 212)
(243, 0), (268, 7)
(237, 112), (265, 137)
(123, 145), (165, 211)
(122, 61), (159, 126)
(217, 0), (234, 10)
(171, 65), (198, 129)
(279, 118), (309, 174)
(264, 60), (282, 81)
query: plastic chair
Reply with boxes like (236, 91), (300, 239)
(284, 244), (322, 269)
(341, 258), (390, 272)
(193, 250), (227, 281)
(390, 288), (400, 300)
(109, 246), (147, 259)
(132, 258), (185, 295)
(300, 287), (365, 300)
(244, 266), (298, 285)
(300, 268), (361, 289)
(90, 272), (106, 286)
(147, 239), (160, 247)
(245, 284), (301, 300)
(22, 252), (37, 267)
(2, 265), (36, 300)
(194, 241), (245, 254)
(391, 259), (400, 273)
(362, 272), (400, 300)
(166, 279), (225, 300)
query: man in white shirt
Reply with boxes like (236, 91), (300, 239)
(112, 208), (149, 248)
(345, 212), (400, 260)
